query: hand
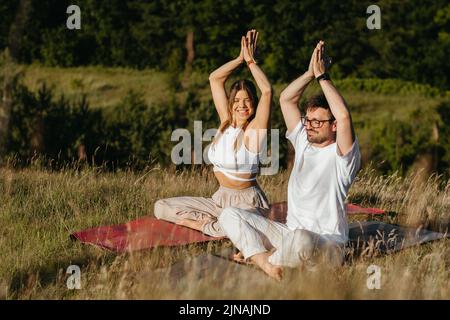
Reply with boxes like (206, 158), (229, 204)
(306, 46), (317, 78)
(237, 37), (244, 63)
(312, 40), (332, 78)
(232, 251), (254, 265)
(242, 29), (258, 64)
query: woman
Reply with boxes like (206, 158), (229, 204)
(154, 29), (273, 237)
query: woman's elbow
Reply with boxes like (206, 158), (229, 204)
(209, 73), (225, 84)
(208, 73), (217, 81)
(261, 86), (273, 97)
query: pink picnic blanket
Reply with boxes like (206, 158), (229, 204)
(71, 202), (385, 253)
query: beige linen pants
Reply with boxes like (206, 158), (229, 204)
(154, 185), (270, 237)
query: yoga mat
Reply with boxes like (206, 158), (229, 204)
(71, 217), (225, 253)
(71, 202), (386, 252)
(348, 221), (449, 254)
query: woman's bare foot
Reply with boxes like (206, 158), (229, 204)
(250, 251), (283, 281)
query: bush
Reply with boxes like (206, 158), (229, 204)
(101, 90), (178, 169)
(6, 82), (103, 166)
(367, 105), (449, 176)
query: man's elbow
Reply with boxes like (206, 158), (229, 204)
(279, 90), (295, 106)
(335, 111), (351, 122)
(279, 90), (288, 104)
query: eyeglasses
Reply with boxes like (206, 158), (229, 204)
(301, 116), (334, 128)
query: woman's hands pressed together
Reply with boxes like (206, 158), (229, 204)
(240, 29), (258, 65)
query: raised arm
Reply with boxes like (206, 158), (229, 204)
(244, 30), (272, 131)
(279, 47), (317, 133)
(313, 40), (355, 156)
(209, 43), (244, 123)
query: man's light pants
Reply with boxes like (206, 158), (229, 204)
(219, 207), (345, 268)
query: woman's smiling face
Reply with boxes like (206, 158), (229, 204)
(232, 89), (254, 122)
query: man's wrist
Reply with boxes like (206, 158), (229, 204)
(316, 72), (331, 82)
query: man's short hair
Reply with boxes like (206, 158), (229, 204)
(305, 93), (335, 121)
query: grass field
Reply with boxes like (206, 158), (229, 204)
(0, 164), (448, 299)
(22, 64), (174, 109)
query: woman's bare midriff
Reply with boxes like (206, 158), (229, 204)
(213, 171), (257, 190)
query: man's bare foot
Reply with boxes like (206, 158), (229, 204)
(250, 251), (283, 281)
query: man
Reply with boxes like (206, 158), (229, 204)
(218, 41), (361, 281)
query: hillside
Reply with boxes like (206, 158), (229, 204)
(17, 64), (450, 176)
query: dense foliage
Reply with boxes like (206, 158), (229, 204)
(1, 0), (448, 89)
(1, 0), (449, 175)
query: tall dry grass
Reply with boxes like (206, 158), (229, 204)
(0, 164), (448, 299)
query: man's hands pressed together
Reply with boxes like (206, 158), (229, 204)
(313, 40), (332, 78)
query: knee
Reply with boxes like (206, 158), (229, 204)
(218, 207), (248, 229)
(154, 199), (168, 219)
(218, 207), (238, 225)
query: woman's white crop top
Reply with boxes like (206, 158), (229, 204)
(207, 125), (259, 182)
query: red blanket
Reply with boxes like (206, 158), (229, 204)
(71, 202), (385, 253)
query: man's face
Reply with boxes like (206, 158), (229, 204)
(305, 107), (337, 144)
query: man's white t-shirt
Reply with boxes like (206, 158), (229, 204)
(286, 120), (361, 244)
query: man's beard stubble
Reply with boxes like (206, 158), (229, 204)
(306, 130), (328, 144)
